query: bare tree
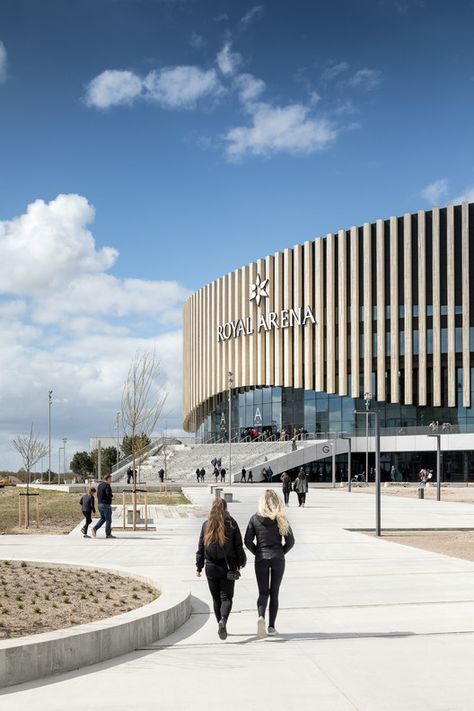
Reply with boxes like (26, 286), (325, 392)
(12, 425), (49, 527)
(121, 350), (168, 527)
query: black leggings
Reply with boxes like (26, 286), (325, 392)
(297, 492), (306, 506)
(255, 557), (285, 628)
(82, 511), (92, 534)
(283, 490), (290, 504)
(206, 573), (235, 623)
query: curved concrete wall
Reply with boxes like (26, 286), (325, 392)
(183, 202), (472, 432)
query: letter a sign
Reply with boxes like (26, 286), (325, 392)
(254, 407), (262, 425)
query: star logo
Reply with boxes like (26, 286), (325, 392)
(250, 273), (269, 306)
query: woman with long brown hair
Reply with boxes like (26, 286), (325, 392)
(245, 489), (295, 637)
(196, 497), (246, 640)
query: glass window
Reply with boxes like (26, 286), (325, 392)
(272, 387), (282, 401)
(427, 305), (433, 316)
(262, 387), (272, 403)
(413, 305), (419, 317)
(386, 305), (391, 319)
(386, 332), (391, 356)
(455, 305), (463, 315)
(245, 390), (253, 406)
(441, 305), (448, 316)
(413, 330), (419, 355)
(427, 329), (433, 354)
(399, 305), (405, 318)
(456, 327), (462, 352)
(399, 332), (405, 356)
(442, 328), (448, 353)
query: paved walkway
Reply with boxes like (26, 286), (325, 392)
(2, 487), (474, 709)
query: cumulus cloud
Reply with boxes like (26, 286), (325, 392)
(321, 61), (350, 82)
(240, 5), (264, 26)
(233, 73), (265, 103)
(421, 179), (449, 206)
(0, 41), (7, 83)
(0, 195), (189, 468)
(85, 65), (223, 110)
(216, 42), (242, 77)
(346, 68), (382, 91)
(225, 101), (337, 159)
(84, 70), (143, 109)
(144, 66), (223, 109)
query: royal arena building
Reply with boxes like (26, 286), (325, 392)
(183, 202), (474, 482)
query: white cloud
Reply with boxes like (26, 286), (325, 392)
(233, 73), (265, 103)
(453, 186), (474, 204)
(0, 41), (7, 83)
(346, 68), (382, 91)
(225, 101), (337, 159)
(216, 42), (242, 77)
(240, 5), (264, 26)
(421, 179), (449, 206)
(85, 65), (223, 110)
(84, 70), (143, 109)
(144, 66), (223, 109)
(321, 61), (350, 82)
(0, 195), (190, 468)
(189, 32), (205, 49)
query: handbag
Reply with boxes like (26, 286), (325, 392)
(222, 548), (241, 581)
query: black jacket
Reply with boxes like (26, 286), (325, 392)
(244, 514), (295, 561)
(80, 494), (95, 513)
(97, 481), (113, 505)
(196, 513), (247, 575)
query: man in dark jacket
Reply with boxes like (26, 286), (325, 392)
(91, 474), (115, 539)
(80, 487), (96, 538)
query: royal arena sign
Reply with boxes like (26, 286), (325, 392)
(217, 273), (316, 343)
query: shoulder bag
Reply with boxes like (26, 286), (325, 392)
(222, 547), (241, 581)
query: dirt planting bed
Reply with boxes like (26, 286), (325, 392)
(0, 560), (159, 639)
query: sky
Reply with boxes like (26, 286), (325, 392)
(1, 0), (474, 469)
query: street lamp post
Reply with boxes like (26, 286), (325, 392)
(48, 390), (53, 485)
(428, 432), (442, 501)
(58, 446), (63, 482)
(62, 438), (67, 485)
(228, 371), (233, 487)
(355, 408), (381, 536)
(364, 392), (372, 482)
(115, 411), (121, 466)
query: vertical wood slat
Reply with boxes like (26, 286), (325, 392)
(227, 272), (234, 378)
(314, 239), (325, 391)
(418, 210), (427, 405)
(432, 208), (441, 406)
(462, 202), (471, 408)
(283, 249), (293, 387)
(337, 230), (348, 396)
(390, 216), (399, 403)
(293, 244), (304, 388)
(376, 219), (386, 401)
(350, 226), (360, 398)
(205, 283), (210, 406)
(274, 252), (283, 386)
(326, 233), (336, 393)
(363, 223), (372, 396)
(216, 281), (223, 397)
(248, 262), (256, 388)
(447, 204), (456, 406)
(403, 214), (413, 404)
(256, 258), (266, 386)
(233, 269), (241, 390)
(265, 255), (275, 387)
(303, 241), (314, 391)
(240, 266), (249, 388)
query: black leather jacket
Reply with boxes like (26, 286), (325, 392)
(244, 514), (295, 561)
(196, 514), (247, 574)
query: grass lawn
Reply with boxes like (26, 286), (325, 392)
(0, 487), (190, 535)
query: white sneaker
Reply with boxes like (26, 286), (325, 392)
(257, 616), (266, 638)
(267, 626), (277, 635)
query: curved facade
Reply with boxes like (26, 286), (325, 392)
(183, 202), (474, 441)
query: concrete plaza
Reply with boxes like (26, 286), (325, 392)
(2, 485), (474, 710)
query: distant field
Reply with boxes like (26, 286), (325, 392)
(0, 487), (190, 534)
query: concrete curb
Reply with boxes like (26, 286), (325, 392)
(0, 562), (191, 689)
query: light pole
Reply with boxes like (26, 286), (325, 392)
(115, 411), (121, 466)
(228, 371), (233, 487)
(428, 432), (442, 501)
(62, 438), (67, 485)
(58, 446), (64, 482)
(339, 432), (352, 493)
(355, 408), (381, 535)
(48, 389), (53, 484)
(364, 392), (372, 483)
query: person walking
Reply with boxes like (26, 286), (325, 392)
(267, 466), (273, 482)
(126, 466), (133, 485)
(158, 468), (165, 483)
(220, 467), (226, 483)
(196, 497), (246, 640)
(200, 467), (206, 482)
(244, 490), (295, 637)
(196, 467), (201, 483)
(294, 469), (308, 507)
(281, 472), (292, 506)
(80, 486), (96, 538)
(240, 467), (246, 483)
(248, 469), (253, 483)
(91, 474), (115, 539)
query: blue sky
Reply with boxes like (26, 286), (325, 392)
(1, 0), (474, 466)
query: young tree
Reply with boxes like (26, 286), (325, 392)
(121, 350), (168, 528)
(12, 425), (49, 527)
(70, 451), (94, 479)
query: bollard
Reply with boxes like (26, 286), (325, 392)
(223, 492), (233, 503)
(215, 488), (223, 498)
(418, 487), (424, 499)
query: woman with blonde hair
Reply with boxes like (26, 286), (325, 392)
(244, 489), (295, 637)
(196, 497), (246, 640)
